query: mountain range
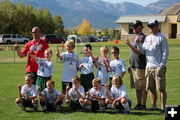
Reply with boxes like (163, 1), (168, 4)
(8, 0), (180, 28)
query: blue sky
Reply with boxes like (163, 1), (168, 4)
(102, 0), (159, 6)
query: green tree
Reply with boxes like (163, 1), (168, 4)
(53, 15), (64, 37)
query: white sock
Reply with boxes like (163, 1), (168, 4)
(17, 103), (25, 109)
(42, 105), (47, 110)
(122, 102), (130, 111)
(99, 106), (105, 111)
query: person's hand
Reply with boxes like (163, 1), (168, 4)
(38, 86), (41, 92)
(18, 84), (21, 91)
(128, 66), (132, 73)
(79, 64), (84, 69)
(105, 83), (109, 90)
(124, 37), (131, 46)
(74, 87), (79, 92)
(56, 48), (59, 56)
(14, 43), (19, 50)
(66, 84), (70, 91)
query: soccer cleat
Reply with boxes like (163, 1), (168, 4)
(123, 110), (130, 114)
(134, 104), (142, 110)
(160, 109), (165, 113)
(149, 107), (160, 111)
(141, 105), (146, 110)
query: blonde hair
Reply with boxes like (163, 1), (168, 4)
(72, 76), (80, 83)
(25, 73), (34, 81)
(112, 73), (123, 87)
(100, 46), (109, 53)
(46, 80), (55, 86)
(45, 48), (52, 56)
(65, 40), (75, 48)
(92, 78), (101, 85)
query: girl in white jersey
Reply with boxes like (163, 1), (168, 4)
(15, 73), (38, 111)
(66, 76), (85, 111)
(106, 73), (131, 114)
(96, 46), (111, 86)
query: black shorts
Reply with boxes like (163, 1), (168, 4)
(62, 82), (72, 91)
(80, 73), (94, 92)
(22, 99), (34, 108)
(91, 100), (100, 112)
(70, 100), (82, 111)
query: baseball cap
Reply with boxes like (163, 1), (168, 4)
(147, 19), (159, 27)
(131, 20), (143, 28)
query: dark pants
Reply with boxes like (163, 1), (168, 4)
(80, 73), (94, 92)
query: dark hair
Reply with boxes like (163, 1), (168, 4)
(85, 44), (92, 50)
(111, 46), (119, 54)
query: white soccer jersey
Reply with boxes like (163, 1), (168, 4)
(21, 84), (37, 97)
(80, 56), (94, 74)
(37, 58), (54, 77)
(42, 88), (62, 103)
(96, 57), (110, 85)
(60, 52), (79, 82)
(89, 86), (107, 101)
(110, 85), (129, 100)
(68, 85), (85, 101)
(109, 59), (126, 78)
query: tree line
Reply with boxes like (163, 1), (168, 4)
(0, 0), (120, 40)
(0, 0), (64, 37)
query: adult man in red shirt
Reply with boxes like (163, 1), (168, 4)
(14, 27), (49, 84)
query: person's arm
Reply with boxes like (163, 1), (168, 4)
(124, 38), (141, 54)
(56, 49), (64, 60)
(103, 58), (111, 72)
(92, 94), (106, 101)
(121, 72), (126, 78)
(74, 87), (83, 99)
(66, 85), (71, 100)
(27, 52), (38, 61)
(14, 43), (26, 58)
(18, 84), (22, 99)
(160, 37), (169, 67)
(105, 84), (112, 99)
(55, 93), (65, 105)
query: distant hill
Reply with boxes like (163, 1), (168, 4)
(7, 0), (180, 28)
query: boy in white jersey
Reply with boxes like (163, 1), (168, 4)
(28, 48), (54, 91)
(79, 44), (97, 92)
(96, 46), (111, 86)
(66, 76), (85, 111)
(109, 46), (126, 87)
(39, 80), (65, 112)
(84, 78), (106, 112)
(15, 73), (38, 111)
(106, 74), (131, 114)
(56, 40), (79, 94)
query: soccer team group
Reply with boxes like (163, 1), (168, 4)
(14, 19), (169, 114)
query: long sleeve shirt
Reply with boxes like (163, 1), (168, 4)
(137, 32), (169, 68)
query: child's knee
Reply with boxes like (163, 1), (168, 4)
(32, 98), (38, 104)
(65, 99), (71, 104)
(105, 99), (112, 104)
(84, 99), (91, 106)
(15, 98), (22, 104)
(79, 98), (84, 104)
(121, 98), (127, 104)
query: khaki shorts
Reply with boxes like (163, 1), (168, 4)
(131, 68), (146, 89)
(145, 67), (166, 91)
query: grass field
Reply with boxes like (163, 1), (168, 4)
(0, 40), (180, 120)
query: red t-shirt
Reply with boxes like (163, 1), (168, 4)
(21, 39), (49, 72)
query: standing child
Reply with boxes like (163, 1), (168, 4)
(28, 48), (54, 91)
(38, 80), (65, 112)
(96, 46), (111, 86)
(106, 74), (131, 114)
(66, 76), (85, 111)
(79, 44), (97, 92)
(84, 78), (106, 112)
(56, 40), (79, 94)
(15, 73), (38, 111)
(109, 46), (126, 87)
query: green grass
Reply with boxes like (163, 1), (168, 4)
(0, 40), (180, 120)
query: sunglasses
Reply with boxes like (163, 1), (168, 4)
(111, 52), (118, 54)
(32, 32), (38, 34)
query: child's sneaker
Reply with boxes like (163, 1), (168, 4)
(123, 110), (130, 114)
